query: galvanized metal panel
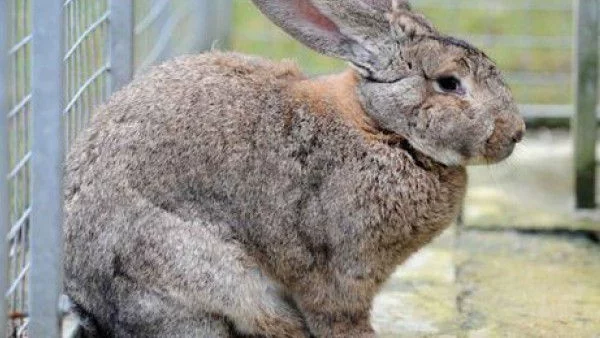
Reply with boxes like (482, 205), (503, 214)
(110, 0), (134, 92)
(134, 0), (173, 73)
(30, 0), (64, 336)
(0, 1), (232, 335)
(4, 0), (33, 336)
(63, 0), (110, 149)
(574, 0), (599, 209)
(0, 0), (12, 336)
(192, 0), (212, 51)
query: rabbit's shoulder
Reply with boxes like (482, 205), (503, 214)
(289, 70), (400, 144)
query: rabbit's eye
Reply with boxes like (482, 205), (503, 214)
(436, 76), (462, 93)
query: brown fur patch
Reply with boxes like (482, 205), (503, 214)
(290, 70), (398, 143)
(213, 54), (305, 81)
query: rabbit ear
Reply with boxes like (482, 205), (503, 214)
(251, 0), (389, 65)
(252, 0), (438, 78)
(363, 0), (410, 12)
(387, 8), (437, 39)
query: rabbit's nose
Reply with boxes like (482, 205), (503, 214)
(512, 129), (524, 143)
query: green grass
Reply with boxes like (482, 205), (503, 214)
(230, 0), (574, 104)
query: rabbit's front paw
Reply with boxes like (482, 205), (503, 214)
(301, 311), (374, 338)
(332, 326), (376, 338)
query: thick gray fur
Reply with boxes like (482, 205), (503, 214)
(64, 0), (524, 337)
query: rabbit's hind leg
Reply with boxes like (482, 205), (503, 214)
(168, 316), (233, 338)
(174, 226), (311, 337)
(110, 312), (234, 338)
(147, 315), (234, 338)
(123, 219), (310, 338)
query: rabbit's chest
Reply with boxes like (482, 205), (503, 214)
(372, 163), (466, 258)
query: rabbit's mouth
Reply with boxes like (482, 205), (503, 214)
(474, 116), (525, 165)
(468, 142), (516, 166)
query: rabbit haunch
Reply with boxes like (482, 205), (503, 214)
(64, 52), (466, 336)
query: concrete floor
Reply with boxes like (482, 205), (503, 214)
(372, 227), (599, 337)
(465, 129), (600, 230)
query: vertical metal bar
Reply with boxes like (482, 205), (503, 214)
(194, 0), (211, 51)
(574, 0), (598, 209)
(210, 0), (233, 49)
(0, 0), (11, 336)
(30, 0), (64, 336)
(110, 0), (134, 92)
(155, 0), (173, 63)
(222, 1), (234, 48)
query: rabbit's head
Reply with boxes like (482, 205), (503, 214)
(252, 0), (525, 166)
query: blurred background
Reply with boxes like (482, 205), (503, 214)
(1, 0), (598, 337)
(233, 0), (572, 105)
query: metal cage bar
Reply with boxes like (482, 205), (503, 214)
(574, 0), (599, 209)
(4, 0), (33, 335)
(209, 0), (232, 49)
(63, 0), (110, 149)
(110, 0), (134, 92)
(193, 0), (212, 51)
(30, 0), (65, 336)
(134, 0), (173, 74)
(0, 0), (11, 335)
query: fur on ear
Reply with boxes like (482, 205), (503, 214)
(362, 0), (410, 12)
(251, 0), (437, 78)
(251, 0), (363, 60)
(386, 4), (437, 40)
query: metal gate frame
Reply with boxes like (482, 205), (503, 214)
(0, 0), (12, 335)
(574, 0), (598, 210)
(0, 0), (232, 336)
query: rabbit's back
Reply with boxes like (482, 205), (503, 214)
(65, 51), (304, 217)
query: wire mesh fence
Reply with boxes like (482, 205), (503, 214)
(64, 0), (110, 150)
(134, 0), (232, 75)
(3, 0), (32, 336)
(0, 0), (232, 336)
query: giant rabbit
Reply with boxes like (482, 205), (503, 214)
(64, 0), (525, 336)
